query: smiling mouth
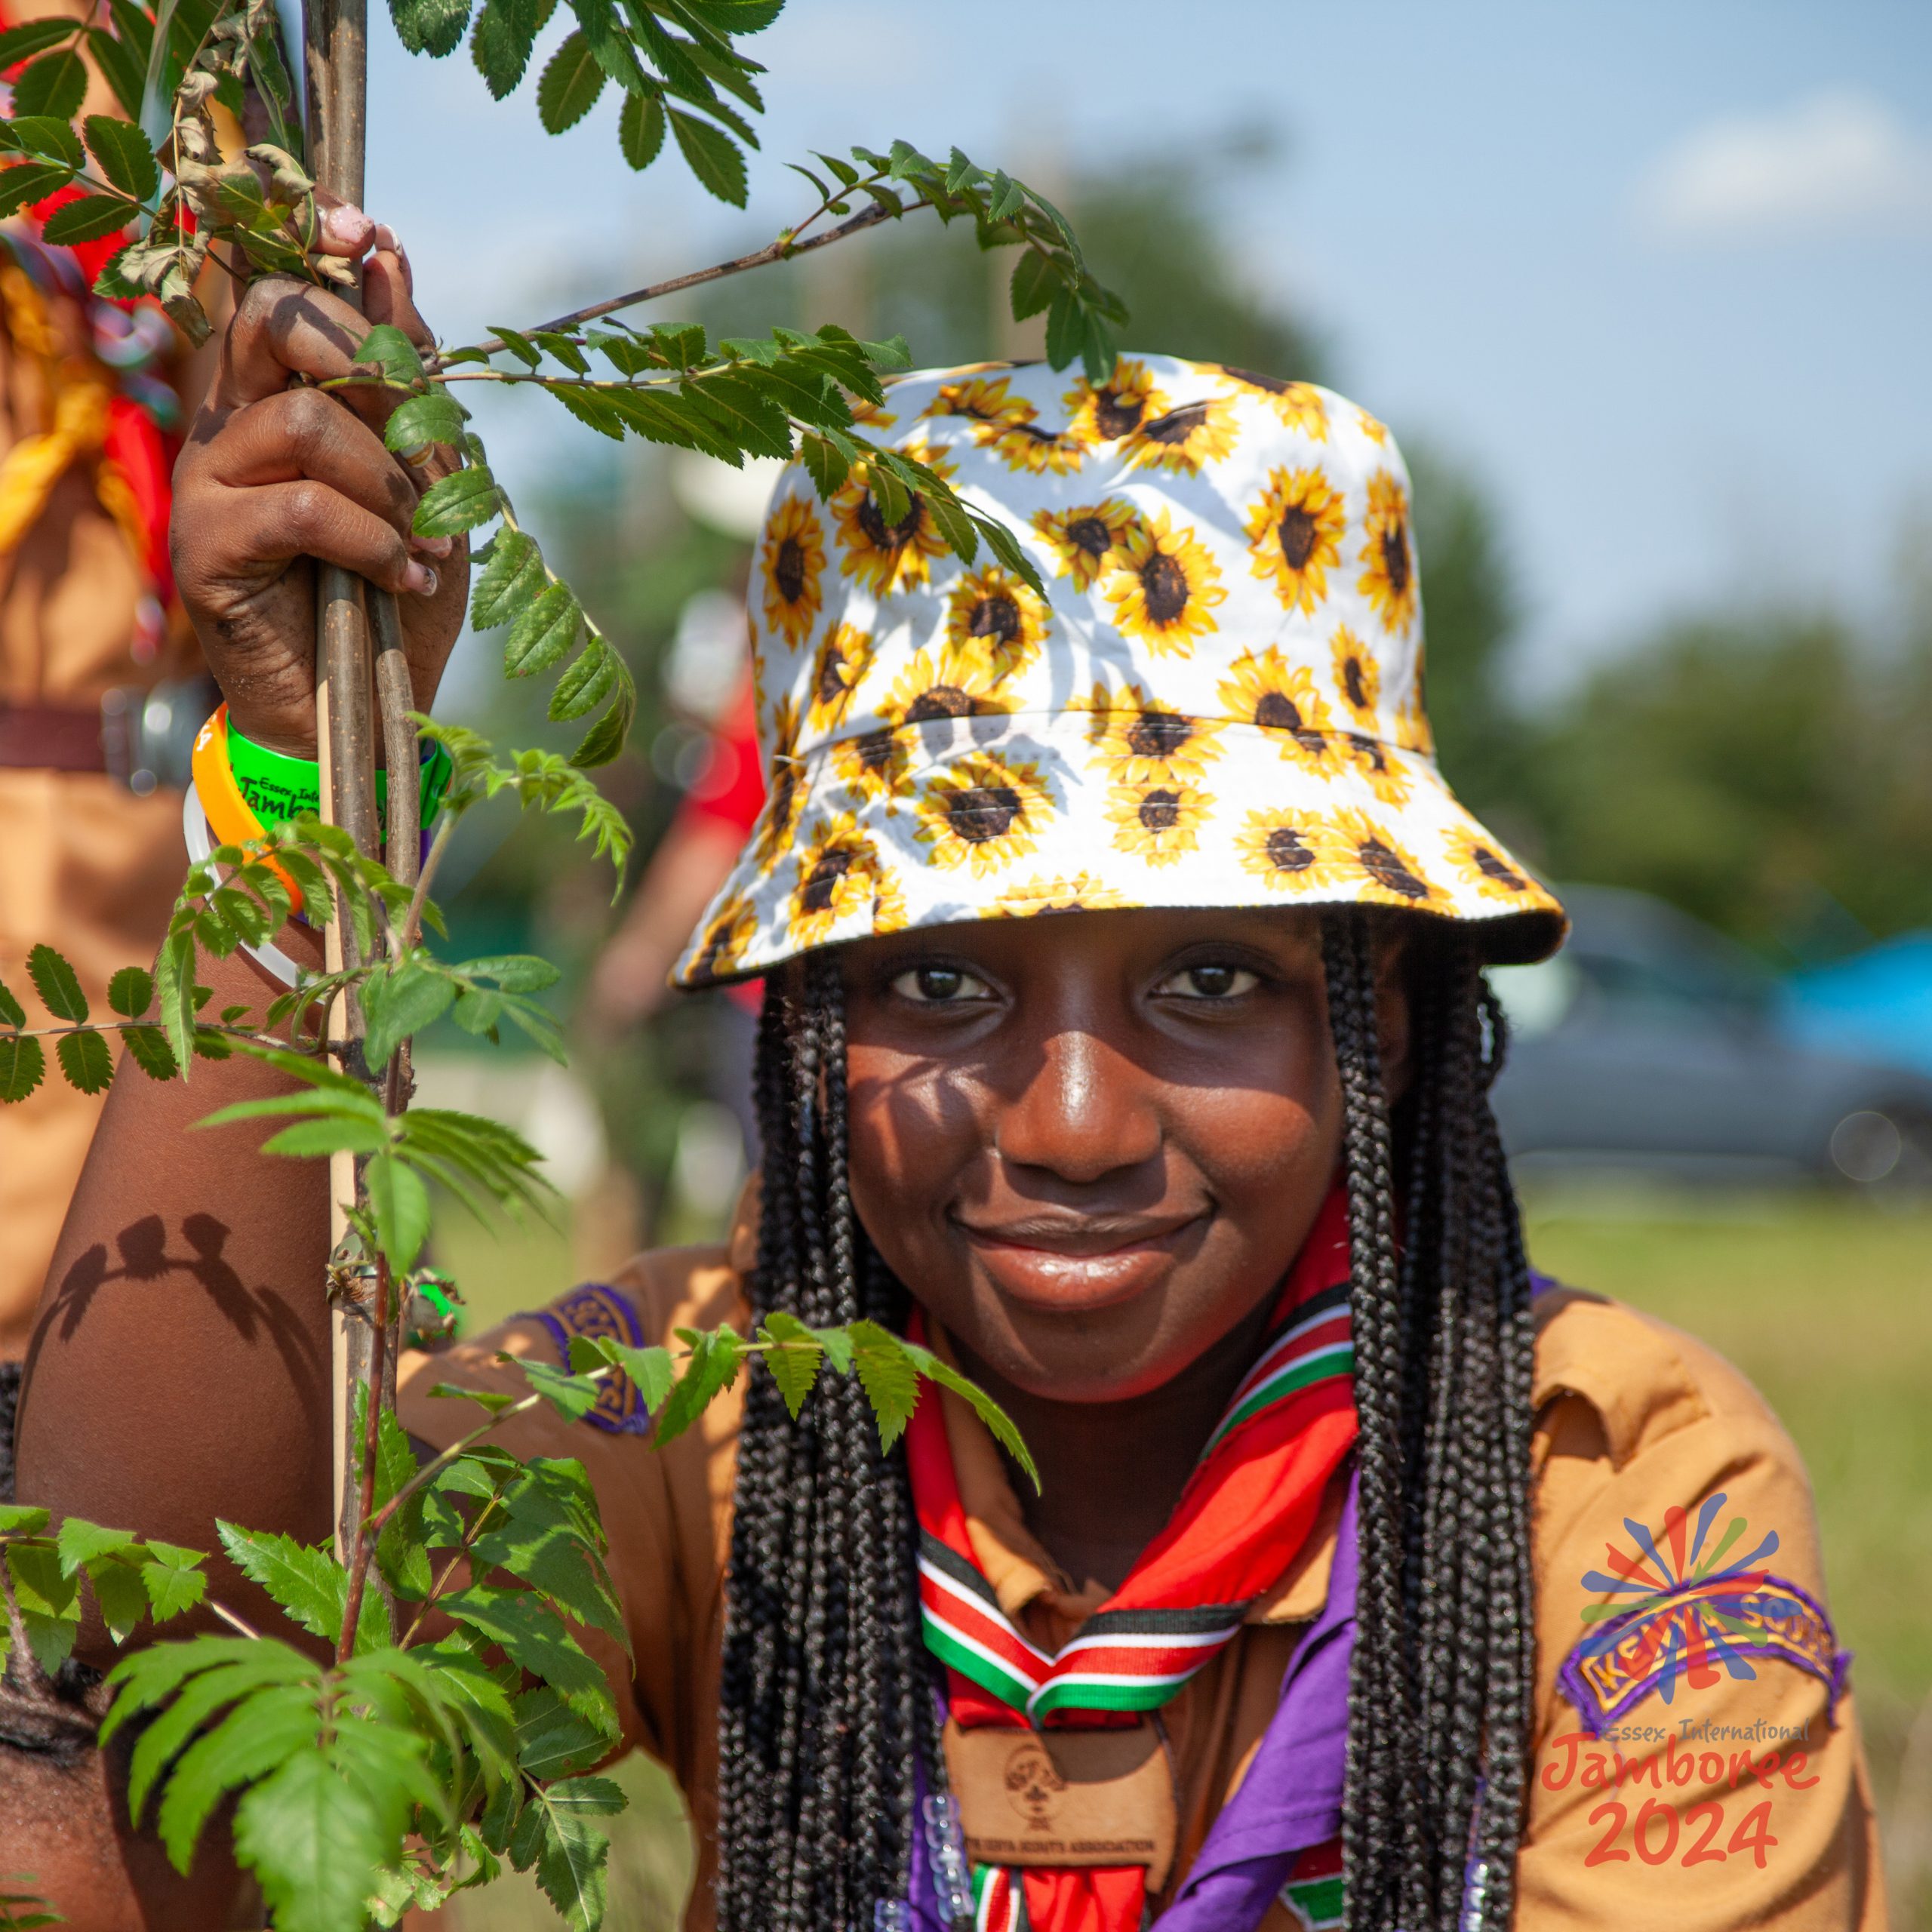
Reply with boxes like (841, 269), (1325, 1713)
(950, 1212), (1208, 1314)
(955, 1215), (1201, 1258)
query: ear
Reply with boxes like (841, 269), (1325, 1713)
(1372, 928), (1414, 1105)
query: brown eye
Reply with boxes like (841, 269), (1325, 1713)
(891, 964), (991, 1003)
(1157, 963), (1260, 1000)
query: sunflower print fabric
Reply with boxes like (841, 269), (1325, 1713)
(674, 355), (1564, 986)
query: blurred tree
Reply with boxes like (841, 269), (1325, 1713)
(1523, 605), (1932, 958)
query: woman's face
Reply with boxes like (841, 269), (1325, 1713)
(841, 907), (1407, 1404)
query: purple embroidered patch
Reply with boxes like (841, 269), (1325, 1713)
(1560, 1490), (1849, 1737)
(526, 1283), (654, 1435)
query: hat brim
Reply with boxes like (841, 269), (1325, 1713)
(673, 712), (1566, 988)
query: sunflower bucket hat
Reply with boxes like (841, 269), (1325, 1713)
(672, 354), (1565, 987)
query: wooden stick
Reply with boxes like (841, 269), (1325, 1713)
(305, 0), (378, 1565)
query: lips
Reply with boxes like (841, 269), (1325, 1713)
(952, 1211), (1206, 1315)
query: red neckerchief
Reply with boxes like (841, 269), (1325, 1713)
(907, 1185), (1359, 1932)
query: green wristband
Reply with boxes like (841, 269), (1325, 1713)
(228, 724), (452, 837)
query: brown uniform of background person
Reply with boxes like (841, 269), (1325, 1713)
(0, 0), (217, 1375)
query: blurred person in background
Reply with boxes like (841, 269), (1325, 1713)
(0, 0), (212, 1380)
(581, 454), (778, 1204)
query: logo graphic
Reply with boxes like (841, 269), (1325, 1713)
(1002, 1737), (1068, 1829)
(1560, 1492), (1847, 1736)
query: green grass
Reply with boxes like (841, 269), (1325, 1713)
(424, 1186), (1932, 1927)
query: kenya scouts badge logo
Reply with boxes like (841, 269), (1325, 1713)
(1560, 1492), (1849, 1737)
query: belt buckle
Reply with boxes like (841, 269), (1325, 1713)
(100, 673), (219, 794)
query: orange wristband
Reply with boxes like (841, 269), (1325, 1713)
(191, 704), (304, 914)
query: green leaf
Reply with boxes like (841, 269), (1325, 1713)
(490, 324), (541, 368)
(528, 1777), (620, 1932)
(469, 528), (544, 629)
(514, 1355), (601, 1425)
(444, 1587), (618, 1734)
(354, 323), (426, 385)
(362, 960), (457, 1071)
(414, 464), (500, 538)
(108, 964), (153, 1018)
(140, 1542), (208, 1622)
(82, 114), (158, 200)
(6, 1543), (80, 1676)
(259, 1116), (386, 1158)
(653, 1326), (743, 1444)
(0, 17), (78, 66)
(847, 1319), (919, 1451)
(469, 0), (545, 95)
(85, 1555), (152, 1644)
(0, 1034), (47, 1103)
(0, 1503), (51, 1534)
(39, 192), (134, 247)
(552, 382), (629, 441)
(232, 1733), (397, 1932)
(613, 85), (666, 168)
(215, 1524), (392, 1654)
(756, 1311), (823, 1419)
(53, 1029), (111, 1093)
(503, 581), (581, 678)
(391, 0), (474, 57)
(470, 1496), (625, 1648)
(537, 29), (606, 131)
(900, 1339), (1038, 1491)
(798, 430), (849, 499)
(4, 113), (82, 168)
(568, 675), (635, 768)
(0, 975), (22, 1027)
(568, 1335), (673, 1412)
(54, 1517), (137, 1576)
(153, 927), (198, 1072)
(1009, 246), (1060, 323)
(383, 389), (466, 453)
(669, 108), (745, 205)
(513, 1685), (606, 1778)
(974, 511), (1048, 598)
(366, 1152), (432, 1272)
(548, 638), (620, 721)
(429, 1380), (515, 1416)
(87, 21), (146, 115)
(13, 45), (87, 116)
(0, 164), (69, 220)
(122, 1023), (178, 1082)
(26, 943), (87, 1023)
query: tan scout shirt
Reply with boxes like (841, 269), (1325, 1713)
(0, 189), (205, 1357)
(396, 1233), (1886, 1932)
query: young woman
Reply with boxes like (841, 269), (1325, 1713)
(14, 238), (1884, 1932)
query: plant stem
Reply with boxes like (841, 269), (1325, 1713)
(398, 811), (457, 954)
(335, 1247), (390, 1664)
(451, 202), (895, 362)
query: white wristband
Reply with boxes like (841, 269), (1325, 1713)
(181, 786), (304, 989)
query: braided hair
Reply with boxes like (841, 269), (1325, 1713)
(715, 910), (1537, 1932)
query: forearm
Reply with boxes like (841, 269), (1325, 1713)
(14, 925), (334, 1646)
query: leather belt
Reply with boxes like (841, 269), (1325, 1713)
(0, 699), (107, 772)
(0, 677), (218, 791)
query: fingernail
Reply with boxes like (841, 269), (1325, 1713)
(404, 560), (438, 597)
(374, 223), (403, 254)
(324, 203), (374, 248)
(411, 534), (454, 558)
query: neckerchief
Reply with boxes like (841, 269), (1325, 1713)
(906, 1186), (1359, 1932)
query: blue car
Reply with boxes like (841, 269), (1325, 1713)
(1486, 885), (1932, 1188)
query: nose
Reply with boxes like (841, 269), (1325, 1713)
(992, 1025), (1162, 1185)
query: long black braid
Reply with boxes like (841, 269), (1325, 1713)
(715, 912), (1538, 1932)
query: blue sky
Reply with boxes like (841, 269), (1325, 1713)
(364, 0), (1932, 700)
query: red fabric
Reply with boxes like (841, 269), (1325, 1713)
(908, 1186), (1360, 1932)
(6, 159), (177, 595)
(103, 393), (176, 598)
(672, 675), (764, 1009)
(680, 675), (764, 836)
